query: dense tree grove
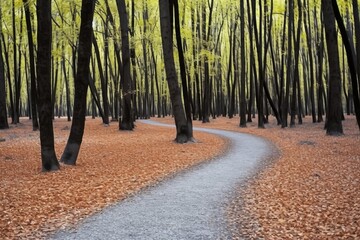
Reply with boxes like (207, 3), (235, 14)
(0, 0), (360, 168)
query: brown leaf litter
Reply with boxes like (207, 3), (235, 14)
(0, 117), (226, 239)
(158, 116), (360, 239)
(1, 115), (359, 239)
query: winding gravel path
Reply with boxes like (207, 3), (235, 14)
(51, 120), (272, 239)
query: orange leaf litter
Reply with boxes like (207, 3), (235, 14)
(1, 115), (360, 239)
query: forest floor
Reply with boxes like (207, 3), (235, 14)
(154, 116), (360, 239)
(0, 117), (226, 239)
(1, 115), (359, 239)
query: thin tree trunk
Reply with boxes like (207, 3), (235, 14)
(117, 0), (134, 130)
(23, 0), (38, 130)
(0, 6), (8, 129)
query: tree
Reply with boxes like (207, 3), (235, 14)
(61, 0), (96, 165)
(36, 0), (60, 171)
(173, 0), (193, 138)
(24, 0), (39, 131)
(116, 0), (134, 130)
(331, 0), (360, 130)
(159, 0), (192, 143)
(322, 0), (343, 135)
(239, 0), (247, 128)
(0, 4), (9, 130)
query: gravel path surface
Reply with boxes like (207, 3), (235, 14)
(51, 121), (271, 239)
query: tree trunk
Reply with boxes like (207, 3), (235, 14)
(36, 0), (59, 171)
(61, 0), (95, 165)
(239, 0), (247, 127)
(173, 0), (193, 138)
(24, 0), (38, 130)
(322, 0), (343, 135)
(304, 0), (317, 123)
(92, 33), (110, 125)
(116, 0), (134, 130)
(159, 0), (190, 143)
(332, 0), (360, 130)
(282, 0), (293, 128)
(0, 6), (8, 130)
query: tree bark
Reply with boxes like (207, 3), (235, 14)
(61, 0), (95, 165)
(239, 0), (247, 127)
(173, 0), (193, 138)
(322, 0), (343, 135)
(159, 0), (190, 143)
(115, 0), (134, 130)
(36, 0), (59, 171)
(332, 0), (360, 130)
(0, 6), (8, 130)
(24, 0), (39, 131)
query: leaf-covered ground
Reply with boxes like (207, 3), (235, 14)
(157, 116), (360, 239)
(0, 118), (226, 239)
(1, 116), (359, 239)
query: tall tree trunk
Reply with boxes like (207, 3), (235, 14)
(130, 0), (138, 120)
(332, 0), (360, 129)
(0, 5), (8, 130)
(353, 0), (360, 110)
(36, 0), (59, 171)
(142, 1), (150, 119)
(12, 0), (19, 124)
(116, 0), (134, 130)
(24, 0), (38, 130)
(174, 0), (193, 138)
(61, 0), (95, 165)
(239, 0), (247, 127)
(304, 0), (317, 122)
(282, 0), (293, 128)
(290, 0), (303, 127)
(159, 0), (191, 143)
(202, 0), (214, 123)
(92, 33), (109, 124)
(322, 0), (343, 135)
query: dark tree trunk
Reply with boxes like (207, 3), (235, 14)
(304, 0), (317, 123)
(322, 0), (343, 135)
(290, 0), (303, 127)
(173, 0), (193, 138)
(24, 0), (39, 131)
(332, 0), (360, 130)
(61, 0), (95, 165)
(353, 0), (360, 114)
(2, 35), (14, 125)
(0, 7), (8, 130)
(116, 0), (134, 130)
(239, 0), (247, 127)
(130, 0), (138, 120)
(60, 54), (71, 122)
(12, 0), (19, 124)
(92, 34), (110, 125)
(89, 58), (105, 121)
(36, 0), (59, 171)
(159, 0), (191, 143)
(142, 2), (150, 119)
(252, 0), (265, 128)
(202, 0), (214, 123)
(282, 0), (293, 128)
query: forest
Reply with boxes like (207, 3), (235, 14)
(0, 0), (360, 171)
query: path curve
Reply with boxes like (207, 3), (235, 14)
(51, 120), (272, 239)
